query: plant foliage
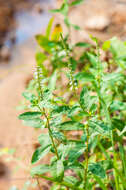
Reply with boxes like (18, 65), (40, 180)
(18, 0), (126, 189)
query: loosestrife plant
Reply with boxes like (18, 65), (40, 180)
(18, 0), (126, 189)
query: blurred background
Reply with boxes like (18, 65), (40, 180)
(0, 0), (126, 189)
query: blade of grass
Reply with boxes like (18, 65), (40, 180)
(119, 143), (126, 178)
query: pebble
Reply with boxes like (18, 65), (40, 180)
(85, 15), (110, 31)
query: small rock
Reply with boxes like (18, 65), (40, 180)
(85, 15), (110, 31)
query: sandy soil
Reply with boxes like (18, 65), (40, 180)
(0, 40), (39, 190)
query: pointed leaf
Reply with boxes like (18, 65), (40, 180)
(38, 133), (51, 146)
(89, 162), (106, 179)
(70, 0), (84, 6)
(31, 164), (50, 177)
(48, 70), (57, 91)
(51, 160), (64, 181)
(75, 72), (95, 82)
(75, 42), (91, 48)
(58, 121), (84, 130)
(80, 86), (89, 110)
(23, 118), (43, 128)
(31, 145), (51, 164)
(18, 112), (42, 120)
(46, 17), (54, 39)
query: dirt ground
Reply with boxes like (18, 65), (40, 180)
(0, 40), (36, 190)
(1, 0), (126, 189)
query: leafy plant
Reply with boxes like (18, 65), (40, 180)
(18, 1), (126, 189)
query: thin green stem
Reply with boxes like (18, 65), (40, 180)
(84, 123), (89, 190)
(44, 109), (59, 160)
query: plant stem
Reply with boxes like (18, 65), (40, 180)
(84, 123), (89, 190)
(44, 109), (59, 160)
(36, 66), (59, 160)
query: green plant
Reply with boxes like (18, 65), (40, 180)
(18, 1), (126, 189)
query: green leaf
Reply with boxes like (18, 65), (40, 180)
(31, 145), (51, 164)
(52, 105), (70, 115)
(68, 142), (86, 162)
(50, 116), (62, 127)
(39, 99), (53, 109)
(110, 101), (126, 111)
(52, 130), (67, 142)
(36, 35), (52, 53)
(87, 52), (98, 67)
(36, 52), (47, 65)
(23, 118), (43, 128)
(51, 160), (64, 181)
(63, 176), (79, 186)
(89, 162), (106, 178)
(110, 37), (126, 58)
(18, 112), (42, 120)
(75, 42), (91, 48)
(70, 0), (84, 6)
(103, 72), (124, 82)
(58, 121), (84, 130)
(38, 133), (51, 146)
(48, 70), (57, 92)
(22, 91), (36, 102)
(57, 160), (64, 181)
(51, 3), (68, 16)
(60, 3), (69, 16)
(80, 86), (89, 110)
(110, 37), (126, 68)
(89, 120), (111, 135)
(102, 40), (110, 51)
(46, 17), (54, 39)
(68, 104), (81, 117)
(90, 35), (98, 44)
(100, 160), (113, 171)
(31, 164), (50, 177)
(50, 9), (60, 13)
(75, 72), (95, 82)
(112, 118), (125, 131)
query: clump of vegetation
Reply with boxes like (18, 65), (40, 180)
(18, 0), (126, 189)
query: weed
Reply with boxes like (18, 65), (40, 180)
(19, 0), (126, 189)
